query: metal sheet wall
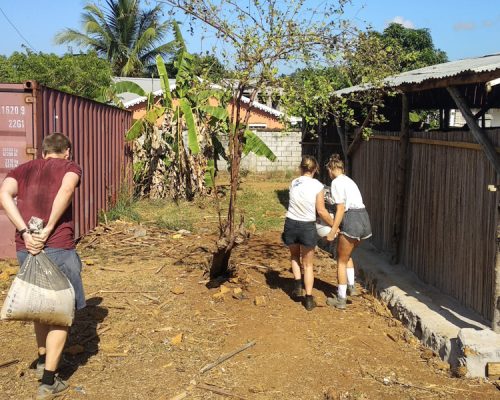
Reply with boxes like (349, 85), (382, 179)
(0, 82), (132, 259)
(0, 84), (35, 258)
(352, 129), (499, 321)
(35, 85), (132, 239)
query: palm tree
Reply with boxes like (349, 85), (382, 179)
(55, 0), (173, 76)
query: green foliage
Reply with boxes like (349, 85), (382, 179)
(102, 186), (140, 222)
(55, 0), (174, 76)
(281, 21), (449, 143)
(374, 23), (448, 71)
(179, 98), (200, 154)
(192, 53), (226, 82)
(281, 67), (350, 134)
(0, 51), (112, 99)
(243, 130), (276, 161)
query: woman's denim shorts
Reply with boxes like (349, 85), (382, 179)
(282, 218), (317, 248)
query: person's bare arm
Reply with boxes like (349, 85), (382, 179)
(316, 190), (334, 226)
(0, 177), (43, 254)
(0, 177), (25, 231)
(32, 172), (80, 244)
(326, 203), (345, 241)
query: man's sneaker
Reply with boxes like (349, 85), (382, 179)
(36, 376), (69, 400)
(326, 295), (347, 309)
(304, 296), (316, 311)
(36, 361), (45, 379)
(35, 357), (73, 379)
(347, 284), (359, 297)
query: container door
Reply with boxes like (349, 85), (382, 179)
(0, 94), (34, 259)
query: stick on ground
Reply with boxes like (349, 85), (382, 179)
(197, 383), (246, 399)
(0, 359), (19, 369)
(200, 340), (256, 374)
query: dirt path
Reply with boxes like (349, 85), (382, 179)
(0, 221), (498, 399)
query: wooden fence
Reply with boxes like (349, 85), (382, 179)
(351, 129), (499, 321)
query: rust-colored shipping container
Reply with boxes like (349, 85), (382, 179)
(0, 81), (132, 259)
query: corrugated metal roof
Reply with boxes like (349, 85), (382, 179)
(113, 77), (176, 107)
(335, 53), (500, 96)
(113, 76), (284, 117)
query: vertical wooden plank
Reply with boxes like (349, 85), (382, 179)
(392, 93), (410, 263)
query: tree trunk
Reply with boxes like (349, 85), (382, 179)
(209, 84), (256, 279)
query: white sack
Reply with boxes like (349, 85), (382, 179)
(1, 252), (75, 326)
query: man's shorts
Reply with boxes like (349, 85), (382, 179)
(341, 208), (372, 241)
(17, 248), (86, 310)
(282, 218), (317, 248)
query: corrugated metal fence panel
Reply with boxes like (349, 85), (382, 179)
(0, 82), (132, 259)
(352, 129), (499, 321)
(36, 86), (132, 239)
(0, 84), (35, 258)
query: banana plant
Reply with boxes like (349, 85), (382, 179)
(115, 21), (277, 198)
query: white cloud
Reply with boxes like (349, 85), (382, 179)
(453, 22), (476, 31)
(388, 16), (415, 29)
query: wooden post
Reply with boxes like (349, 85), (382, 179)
(392, 93), (410, 264)
(447, 86), (500, 175)
(444, 109), (450, 129)
(334, 117), (349, 173)
(317, 118), (323, 180)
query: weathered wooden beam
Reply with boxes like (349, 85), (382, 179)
(392, 93), (410, 264)
(447, 86), (500, 176)
(371, 135), (500, 152)
(473, 104), (490, 121)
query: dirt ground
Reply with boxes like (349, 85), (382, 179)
(1, 217), (500, 399)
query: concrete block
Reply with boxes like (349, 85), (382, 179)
(457, 328), (500, 378)
(353, 242), (497, 378)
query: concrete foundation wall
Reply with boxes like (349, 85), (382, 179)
(217, 131), (302, 173)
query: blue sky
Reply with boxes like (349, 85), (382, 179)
(0, 0), (498, 63)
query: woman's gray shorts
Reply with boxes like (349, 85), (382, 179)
(17, 248), (86, 310)
(341, 208), (372, 241)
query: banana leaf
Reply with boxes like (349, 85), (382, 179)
(212, 134), (228, 161)
(243, 130), (276, 161)
(144, 106), (167, 125)
(179, 98), (200, 154)
(205, 158), (215, 188)
(114, 81), (146, 97)
(199, 105), (228, 121)
(156, 55), (173, 109)
(126, 119), (144, 141)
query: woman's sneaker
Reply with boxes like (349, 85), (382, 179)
(347, 284), (359, 297)
(291, 280), (303, 299)
(326, 295), (347, 309)
(304, 295), (316, 311)
(37, 376), (69, 400)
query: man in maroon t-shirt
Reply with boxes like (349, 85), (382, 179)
(0, 132), (84, 399)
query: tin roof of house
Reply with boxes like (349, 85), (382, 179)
(113, 77), (284, 118)
(335, 53), (500, 96)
